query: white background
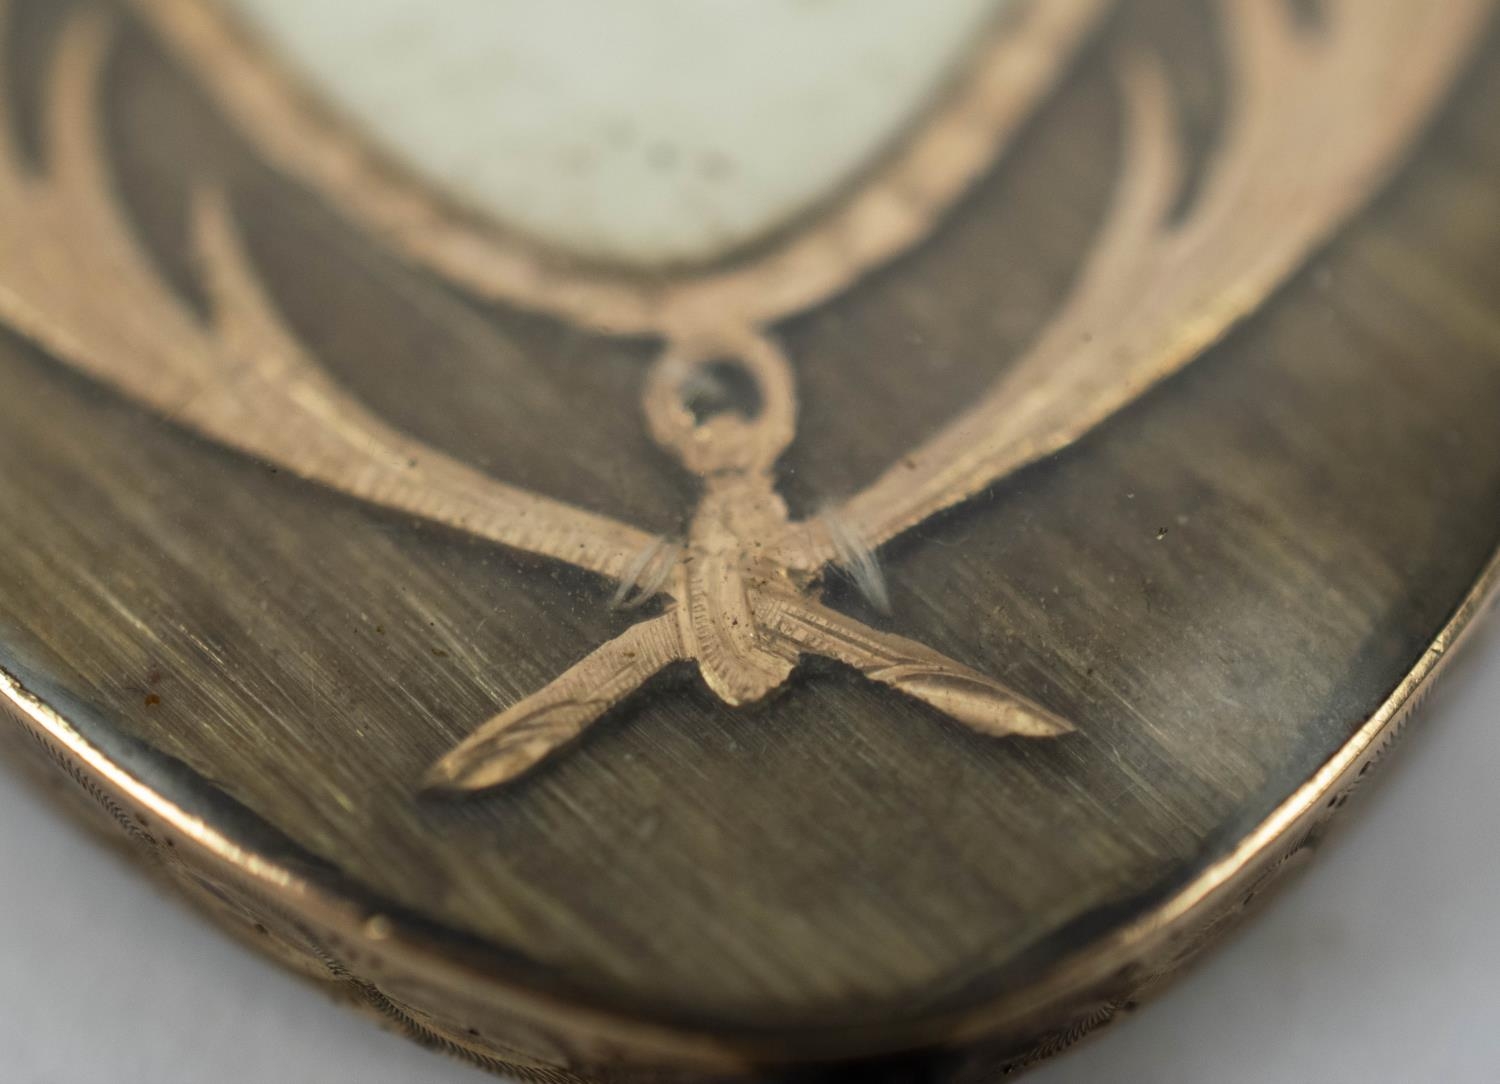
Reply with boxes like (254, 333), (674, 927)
(2, 622), (1496, 1084)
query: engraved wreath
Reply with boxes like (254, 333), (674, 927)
(0, 0), (1486, 791)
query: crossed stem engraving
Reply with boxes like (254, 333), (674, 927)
(424, 329), (1071, 792)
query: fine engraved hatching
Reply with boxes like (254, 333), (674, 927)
(0, 0), (1488, 793)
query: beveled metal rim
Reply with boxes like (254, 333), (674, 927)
(3, 543), (1494, 1073)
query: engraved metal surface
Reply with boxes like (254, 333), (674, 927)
(0, 0), (1485, 789)
(1, 0), (1498, 1080)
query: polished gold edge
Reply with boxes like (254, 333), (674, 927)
(3, 544), (1496, 1073)
(956, 545), (1500, 1053)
